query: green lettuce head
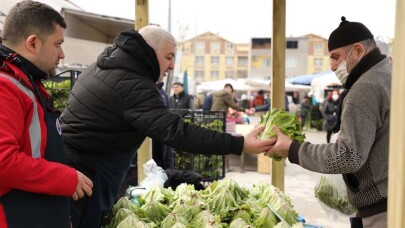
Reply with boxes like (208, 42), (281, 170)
(258, 108), (305, 160)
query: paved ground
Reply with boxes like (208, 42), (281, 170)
(225, 122), (351, 228)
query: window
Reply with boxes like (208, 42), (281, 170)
(286, 40), (298, 49)
(211, 71), (219, 79)
(237, 70), (247, 78)
(211, 56), (219, 64)
(195, 56), (204, 64)
(226, 42), (233, 49)
(225, 71), (233, 78)
(226, 57), (233, 65)
(314, 58), (323, 67)
(286, 57), (298, 68)
(262, 58), (271, 67)
(314, 43), (323, 53)
(195, 70), (204, 79)
(210, 41), (220, 50)
(196, 41), (205, 50)
(238, 56), (248, 66)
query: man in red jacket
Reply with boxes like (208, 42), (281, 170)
(0, 1), (93, 228)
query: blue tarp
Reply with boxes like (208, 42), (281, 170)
(288, 71), (332, 85)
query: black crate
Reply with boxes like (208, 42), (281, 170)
(174, 110), (226, 182)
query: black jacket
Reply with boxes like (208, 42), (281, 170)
(60, 29), (243, 156)
(168, 91), (194, 110)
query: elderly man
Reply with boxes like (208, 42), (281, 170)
(61, 25), (276, 228)
(266, 17), (391, 228)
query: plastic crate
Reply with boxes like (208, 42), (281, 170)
(174, 110), (226, 182)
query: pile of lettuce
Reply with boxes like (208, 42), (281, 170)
(258, 108), (305, 161)
(106, 178), (305, 227)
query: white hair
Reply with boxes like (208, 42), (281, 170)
(138, 25), (177, 52)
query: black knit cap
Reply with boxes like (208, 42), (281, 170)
(328, 16), (374, 51)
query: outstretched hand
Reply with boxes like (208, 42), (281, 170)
(72, 171), (93, 201)
(264, 126), (292, 158)
(243, 126), (276, 154)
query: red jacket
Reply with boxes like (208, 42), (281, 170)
(0, 62), (78, 227)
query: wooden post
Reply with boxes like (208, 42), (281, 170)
(271, 0), (286, 192)
(135, 0), (151, 184)
(135, 0), (149, 30)
(388, 0), (405, 226)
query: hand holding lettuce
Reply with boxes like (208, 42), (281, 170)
(258, 109), (305, 161)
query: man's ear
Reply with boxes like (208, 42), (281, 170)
(25, 35), (40, 54)
(353, 43), (365, 57)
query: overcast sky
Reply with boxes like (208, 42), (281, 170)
(69, 0), (396, 43)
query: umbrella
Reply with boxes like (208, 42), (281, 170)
(183, 70), (188, 94)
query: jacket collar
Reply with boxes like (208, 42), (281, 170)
(0, 44), (48, 81)
(344, 47), (386, 89)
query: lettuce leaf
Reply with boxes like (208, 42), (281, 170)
(258, 108), (305, 160)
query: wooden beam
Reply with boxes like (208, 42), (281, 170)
(135, 0), (151, 184)
(271, 0), (286, 192)
(135, 0), (149, 30)
(388, 0), (405, 226)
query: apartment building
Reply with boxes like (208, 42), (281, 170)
(177, 32), (249, 83)
(249, 34), (330, 80)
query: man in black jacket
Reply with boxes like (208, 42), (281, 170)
(60, 25), (276, 228)
(169, 81), (195, 110)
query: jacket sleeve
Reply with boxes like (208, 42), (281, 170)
(224, 94), (244, 112)
(289, 86), (379, 174)
(0, 81), (77, 196)
(123, 82), (244, 156)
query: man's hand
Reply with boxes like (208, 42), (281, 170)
(72, 171), (93, 201)
(243, 126), (276, 154)
(264, 126), (293, 158)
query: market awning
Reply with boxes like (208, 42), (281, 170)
(288, 71), (331, 85)
(62, 8), (134, 44)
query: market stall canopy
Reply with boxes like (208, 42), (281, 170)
(244, 78), (311, 92)
(310, 71), (341, 89)
(288, 71), (332, 85)
(196, 79), (252, 92)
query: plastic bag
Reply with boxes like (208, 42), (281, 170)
(314, 174), (357, 221)
(139, 159), (168, 190)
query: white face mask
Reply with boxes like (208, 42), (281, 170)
(335, 45), (365, 84)
(335, 46), (354, 84)
(332, 94), (339, 101)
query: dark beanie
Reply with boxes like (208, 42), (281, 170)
(328, 16), (374, 51)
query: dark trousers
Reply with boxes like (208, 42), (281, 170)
(65, 145), (137, 228)
(326, 130), (333, 143)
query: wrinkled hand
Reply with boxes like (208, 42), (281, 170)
(264, 126), (293, 158)
(72, 171), (93, 201)
(243, 126), (276, 154)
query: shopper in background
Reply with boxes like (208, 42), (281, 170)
(169, 82), (195, 110)
(211, 83), (246, 112)
(299, 96), (312, 128)
(254, 89), (265, 107)
(0, 1), (93, 227)
(61, 25), (276, 228)
(265, 17), (391, 228)
(321, 90), (340, 143)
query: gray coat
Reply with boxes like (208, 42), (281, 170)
(290, 53), (391, 216)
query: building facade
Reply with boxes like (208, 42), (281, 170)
(177, 32), (249, 83)
(177, 32), (331, 83)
